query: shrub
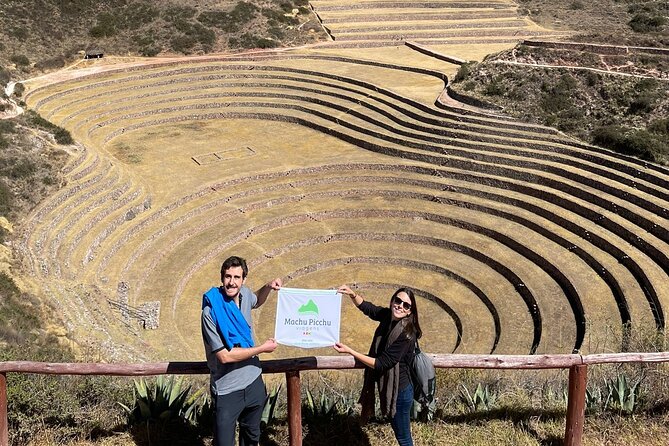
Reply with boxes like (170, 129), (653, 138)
(628, 92), (658, 114)
(198, 10), (237, 32)
(0, 116), (12, 133)
(89, 12), (119, 38)
(7, 159), (36, 179)
(584, 70), (600, 87)
(8, 27), (28, 40)
(624, 129), (666, 161)
(229, 33), (278, 49)
(540, 74), (579, 113)
(268, 26), (285, 39)
(482, 77), (504, 96)
(263, 8), (298, 25)
(0, 181), (11, 217)
(453, 62), (473, 83)
(54, 127), (74, 145)
(12, 83), (25, 98)
(57, 0), (96, 16)
(629, 13), (667, 32)
(0, 271), (20, 296)
(636, 78), (659, 91)
(462, 81), (476, 91)
(229, 1), (258, 24)
(0, 67), (10, 86)
(593, 125), (667, 161)
(592, 125), (626, 151)
(10, 54), (30, 66)
(170, 35), (198, 53)
(163, 5), (197, 21)
(140, 45), (161, 57)
(648, 118), (669, 135)
(35, 56), (66, 70)
(0, 135), (8, 150)
(23, 111), (74, 144)
(122, 1), (159, 29)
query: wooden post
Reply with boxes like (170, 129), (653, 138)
(1, 373), (8, 446)
(564, 364), (587, 446)
(286, 371), (302, 446)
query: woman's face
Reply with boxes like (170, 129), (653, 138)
(390, 291), (412, 321)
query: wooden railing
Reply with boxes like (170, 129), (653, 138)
(2, 352), (669, 446)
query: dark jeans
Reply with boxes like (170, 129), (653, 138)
(390, 384), (414, 446)
(214, 375), (267, 446)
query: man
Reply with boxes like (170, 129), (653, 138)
(201, 255), (282, 446)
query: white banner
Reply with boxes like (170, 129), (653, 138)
(275, 287), (342, 348)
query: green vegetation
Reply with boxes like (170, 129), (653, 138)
(0, 66), (10, 86)
(119, 376), (200, 424)
(628, 1), (668, 33)
(604, 374), (642, 414)
(25, 110), (74, 144)
(460, 383), (498, 413)
(451, 50), (669, 163)
(9, 54), (29, 66)
(0, 113), (68, 219)
(592, 123), (669, 161)
(518, 0), (669, 45)
(0, 0), (328, 82)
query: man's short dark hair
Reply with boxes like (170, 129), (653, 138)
(221, 256), (248, 281)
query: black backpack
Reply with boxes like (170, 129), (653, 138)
(410, 341), (436, 409)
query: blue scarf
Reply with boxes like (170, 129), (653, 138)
(202, 286), (254, 349)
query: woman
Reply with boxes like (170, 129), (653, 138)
(334, 285), (422, 446)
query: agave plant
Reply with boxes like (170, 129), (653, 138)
(303, 388), (338, 419)
(459, 383), (497, 413)
(183, 387), (212, 425)
(584, 386), (604, 412)
(604, 373), (642, 415)
(261, 384), (282, 428)
(410, 397), (436, 421)
(118, 376), (197, 424)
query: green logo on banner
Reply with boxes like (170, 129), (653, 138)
(298, 299), (319, 316)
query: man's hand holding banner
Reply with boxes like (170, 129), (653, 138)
(275, 287), (342, 348)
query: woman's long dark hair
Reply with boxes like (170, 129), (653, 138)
(391, 287), (422, 340)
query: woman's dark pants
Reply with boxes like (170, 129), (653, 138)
(391, 384), (414, 446)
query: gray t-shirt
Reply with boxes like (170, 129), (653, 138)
(201, 285), (262, 395)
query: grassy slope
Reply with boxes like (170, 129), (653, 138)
(0, 0), (328, 82)
(451, 0), (669, 163)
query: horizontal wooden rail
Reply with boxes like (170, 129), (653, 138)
(3, 352), (669, 446)
(3, 352), (669, 375)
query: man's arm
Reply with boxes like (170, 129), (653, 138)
(255, 278), (282, 308)
(214, 338), (277, 364)
(203, 307), (277, 364)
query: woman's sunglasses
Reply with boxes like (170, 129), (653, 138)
(393, 296), (412, 311)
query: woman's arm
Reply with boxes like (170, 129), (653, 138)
(338, 284), (387, 321)
(373, 333), (413, 373)
(338, 285), (363, 307)
(333, 342), (376, 369)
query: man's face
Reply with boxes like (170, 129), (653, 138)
(222, 266), (246, 298)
